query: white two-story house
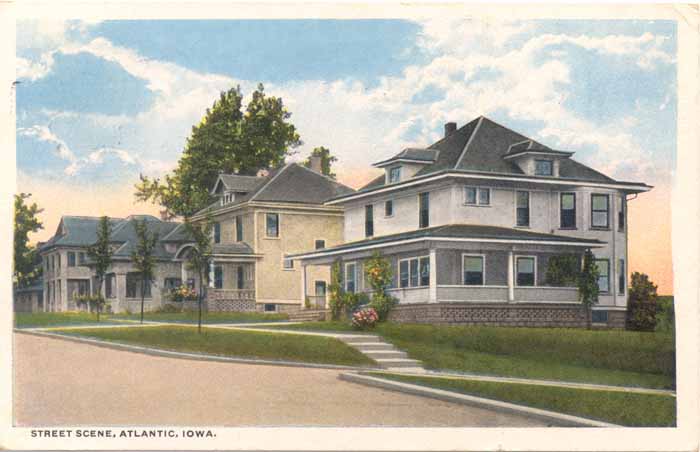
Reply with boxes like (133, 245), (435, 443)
(292, 116), (652, 328)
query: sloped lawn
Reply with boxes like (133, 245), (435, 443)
(267, 321), (675, 389)
(371, 372), (676, 427)
(54, 325), (375, 367)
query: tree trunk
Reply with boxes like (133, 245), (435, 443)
(96, 276), (103, 322)
(587, 306), (592, 330)
(140, 275), (145, 324)
(198, 269), (203, 334)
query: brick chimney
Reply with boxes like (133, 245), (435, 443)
(309, 155), (323, 173)
(159, 210), (170, 221)
(444, 122), (457, 137)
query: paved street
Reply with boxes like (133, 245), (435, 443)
(13, 333), (547, 427)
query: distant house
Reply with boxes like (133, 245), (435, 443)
(292, 117), (652, 328)
(14, 282), (43, 312)
(37, 159), (354, 314)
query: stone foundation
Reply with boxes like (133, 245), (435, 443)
(388, 303), (627, 328)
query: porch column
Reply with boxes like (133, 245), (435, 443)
(300, 262), (307, 307)
(429, 248), (438, 303)
(507, 250), (515, 303)
(180, 261), (187, 284)
(208, 261), (215, 288)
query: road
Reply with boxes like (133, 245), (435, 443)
(13, 333), (546, 427)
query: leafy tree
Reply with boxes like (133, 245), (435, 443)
(328, 260), (344, 320)
(135, 84), (302, 218)
(183, 217), (213, 333)
(87, 216), (113, 321)
(365, 251), (398, 322)
(627, 272), (659, 331)
(303, 146), (338, 178)
(544, 254), (580, 287)
(14, 193), (43, 288)
(578, 249), (600, 329)
(131, 219), (159, 324)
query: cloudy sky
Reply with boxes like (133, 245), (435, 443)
(16, 19), (676, 292)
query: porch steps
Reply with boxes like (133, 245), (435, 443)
(288, 309), (329, 322)
(336, 335), (426, 373)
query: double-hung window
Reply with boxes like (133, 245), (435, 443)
(516, 256), (536, 286)
(535, 159), (553, 176)
(365, 204), (374, 238)
(345, 263), (357, 293)
(464, 187), (490, 206)
(618, 259), (625, 295)
(235, 216), (243, 242)
(618, 195), (626, 231)
(78, 252), (86, 265)
(463, 255), (485, 285)
(67, 252), (76, 267)
(595, 259), (610, 293)
(516, 191), (530, 227)
(213, 222), (221, 244)
(389, 167), (401, 183)
(399, 256), (430, 288)
(385, 200), (394, 217)
(418, 192), (430, 228)
(560, 193), (576, 229)
(591, 194), (610, 229)
(266, 213), (279, 238)
(214, 265), (224, 289)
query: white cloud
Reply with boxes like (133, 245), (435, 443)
(17, 124), (76, 162)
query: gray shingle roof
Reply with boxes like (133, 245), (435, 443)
(110, 216), (183, 260)
(39, 216), (125, 251)
(196, 163), (355, 215)
(212, 243), (254, 255)
(291, 223), (605, 258)
(212, 174), (266, 194)
(355, 116), (630, 195)
(374, 148), (438, 166)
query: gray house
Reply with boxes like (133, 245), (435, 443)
(292, 116), (652, 328)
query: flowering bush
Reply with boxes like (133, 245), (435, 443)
(352, 307), (379, 330)
(168, 285), (198, 302)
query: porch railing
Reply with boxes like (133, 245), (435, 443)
(207, 289), (256, 301)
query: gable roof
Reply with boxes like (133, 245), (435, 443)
(39, 216), (125, 251)
(211, 174), (266, 195)
(195, 163), (355, 216)
(351, 115), (643, 197)
(373, 148), (438, 167)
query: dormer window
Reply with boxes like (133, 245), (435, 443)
(389, 166), (402, 184)
(535, 159), (553, 176)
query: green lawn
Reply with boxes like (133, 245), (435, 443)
(267, 322), (675, 389)
(14, 312), (122, 328)
(109, 311), (289, 324)
(371, 372), (676, 427)
(55, 325), (375, 367)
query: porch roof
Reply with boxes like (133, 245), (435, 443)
(291, 224), (605, 261)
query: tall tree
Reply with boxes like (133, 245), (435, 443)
(135, 84), (302, 218)
(131, 219), (158, 324)
(303, 146), (338, 178)
(14, 193), (43, 288)
(87, 216), (113, 322)
(183, 218), (213, 333)
(578, 249), (600, 329)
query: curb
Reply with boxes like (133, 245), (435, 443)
(14, 329), (382, 372)
(339, 372), (619, 428)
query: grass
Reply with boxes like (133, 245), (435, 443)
(55, 325), (375, 367)
(108, 311), (289, 324)
(14, 312), (122, 328)
(267, 321), (675, 389)
(371, 372), (676, 427)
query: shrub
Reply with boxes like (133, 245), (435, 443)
(545, 254), (580, 286)
(627, 272), (658, 331)
(655, 296), (675, 333)
(168, 285), (197, 302)
(352, 307), (379, 330)
(155, 303), (183, 314)
(356, 292), (371, 307)
(578, 250), (600, 328)
(328, 261), (344, 320)
(369, 292), (399, 322)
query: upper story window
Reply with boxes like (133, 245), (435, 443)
(222, 192), (235, 204)
(282, 258), (294, 270)
(68, 252), (76, 267)
(79, 252), (86, 265)
(464, 187), (490, 206)
(266, 213), (279, 238)
(213, 222), (221, 244)
(365, 205), (374, 238)
(235, 216), (243, 242)
(418, 192), (430, 228)
(591, 194), (610, 229)
(345, 262), (357, 293)
(57, 253), (61, 269)
(388, 166), (402, 184)
(535, 159), (553, 176)
(384, 200), (394, 217)
(315, 239), (326, 250)
(618, 195), (626, 232)
(560, 193), (576, 229)
(516, 256), (536, 286)
(516, 191), (530, 227)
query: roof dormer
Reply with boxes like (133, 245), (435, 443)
(210, 173), (265, 205)
(502, 140), (574, 177)
(373, 148), (438, 184)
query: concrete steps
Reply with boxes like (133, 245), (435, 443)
(336, 335), (426, 372)
(288, 309), (328, 322)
